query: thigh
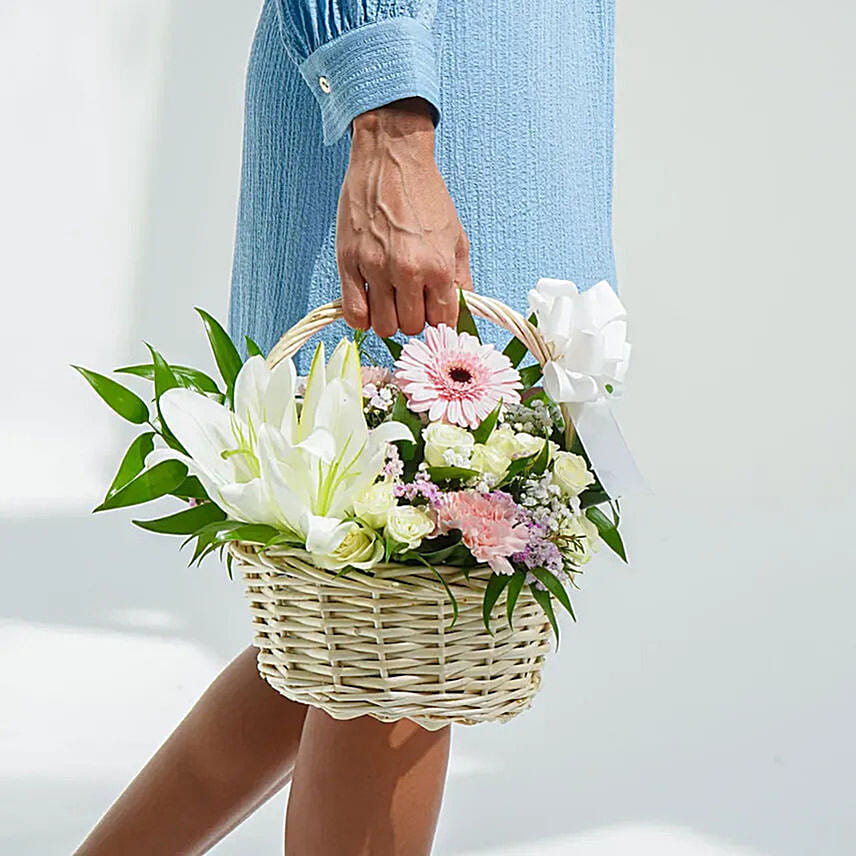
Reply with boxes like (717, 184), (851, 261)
(284, 709), (451, 856)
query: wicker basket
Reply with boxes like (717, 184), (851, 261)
(229, 292), (564, 730)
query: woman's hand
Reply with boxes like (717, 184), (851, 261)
(336, 98), (473, 338)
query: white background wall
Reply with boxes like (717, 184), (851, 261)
(1, 2), (853, 854)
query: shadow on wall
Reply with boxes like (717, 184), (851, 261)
(129, 0), (260, 359)
(2, 500), (854, 855)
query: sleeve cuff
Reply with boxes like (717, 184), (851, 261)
(298, 17), (441, 146)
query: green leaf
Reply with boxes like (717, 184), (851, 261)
(530, 568), (576, 622)
(456, 290), (481, 341)
(381, 337), (403, 361)
(585, 506), (628, 562)
(579, 487), (610, 509)
(335, 564), (358, 578)
(390, 392), (421, 443)
(183, 520), (279, 565)
(519, 363), (543, 388)
(215, 523), (280, 546)
(427, 466), (481, 483)
(482, 573), (511, 635)
(171, 476), (209, 501)
(94, 460), (188, 512)
(105, 432), (155, 499)
(502, 336), (528, 369)
(133, 502), (226, 534)
(196, 308), (242, 397)
(472, 400), (502, 444)
(531, 436), (551, 476)
(405, 535), (464, 564)
(529, 583), (560, 648)
(390, 391), (422, 462)
(505, 572), (526, 630)
(383, 532), (398, 562)
(116, 364), (220, 394)
(245, 336), (264, 358)
(147, 346), (181, 398)
(73, 366), (149, 424)
(430, 563), (460, 630)
(147, 344), (184, 451)
(495, 449), (540, 488)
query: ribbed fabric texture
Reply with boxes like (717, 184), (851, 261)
(230, 0), (617, 371)
(299, 18), (440, 144)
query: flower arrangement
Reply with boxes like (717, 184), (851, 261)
(75, 283), (631, 644)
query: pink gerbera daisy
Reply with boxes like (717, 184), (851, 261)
(394, 325), (522, 428)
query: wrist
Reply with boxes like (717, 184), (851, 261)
(351, 98), (436, 158)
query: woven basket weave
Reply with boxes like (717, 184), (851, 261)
(230, 292), (565, 730)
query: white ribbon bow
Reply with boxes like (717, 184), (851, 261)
(528, 278), (646, 498)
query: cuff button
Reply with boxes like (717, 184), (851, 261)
(318, 76), (331, 94)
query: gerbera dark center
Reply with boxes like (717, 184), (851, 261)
(448, 366), (473, 383)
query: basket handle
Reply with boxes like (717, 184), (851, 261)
(265, 291), (576, 446)
(265, 291), (552, 370)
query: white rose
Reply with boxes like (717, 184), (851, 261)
(385, 505), (436, 550)
(314, 523), (384, 571)
(470, 443), (511, 479)
(560, 514), (600, 565)
(352, 480), (397, 529)
(552, 451), (595, 496)
(423, 422), (474, 468)
(485, 425), (518, 458)
(510, 432), (545, 460)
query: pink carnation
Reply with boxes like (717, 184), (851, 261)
(361, 366), (392, 388)
(394, 324), (521, 429)
(435, 491), (528, 574)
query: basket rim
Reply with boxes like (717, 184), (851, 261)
(228, 540), (524, 602)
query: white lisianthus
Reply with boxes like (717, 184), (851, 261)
(510, 432), (545, 460)
(423, 422), (474, 468)
(385, 505), (435, 550)
(353, 480), (397, 529)
(307, 518), (383, 571)
(552, 451), (595, 496)
(560, 514), (600, 565)
(470, 443), (511, 479)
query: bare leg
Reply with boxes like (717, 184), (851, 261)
(284, 708), (451, 856)
(75, 646), (308, 856)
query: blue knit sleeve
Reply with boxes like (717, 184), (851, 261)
(272, 1), (440, 145)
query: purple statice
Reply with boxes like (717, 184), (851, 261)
(394, 468), (441, 504)
(382, 444), (404, 480)
(511, 517), (563, 574)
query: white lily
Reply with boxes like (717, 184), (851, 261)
(148, 354), (333, 525)
(258, 339), (411, 566)
(528, 278), (631, 404)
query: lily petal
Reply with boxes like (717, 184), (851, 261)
(159, 388), (240, 484)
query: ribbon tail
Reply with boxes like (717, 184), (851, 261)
(566, 401), (649, 499)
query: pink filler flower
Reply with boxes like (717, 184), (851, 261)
(394, 324), (521, 428)
(435, 491), (528, 574)
(361, 366), (392, 389)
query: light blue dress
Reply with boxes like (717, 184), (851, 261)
(229, 0), (616, 367)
